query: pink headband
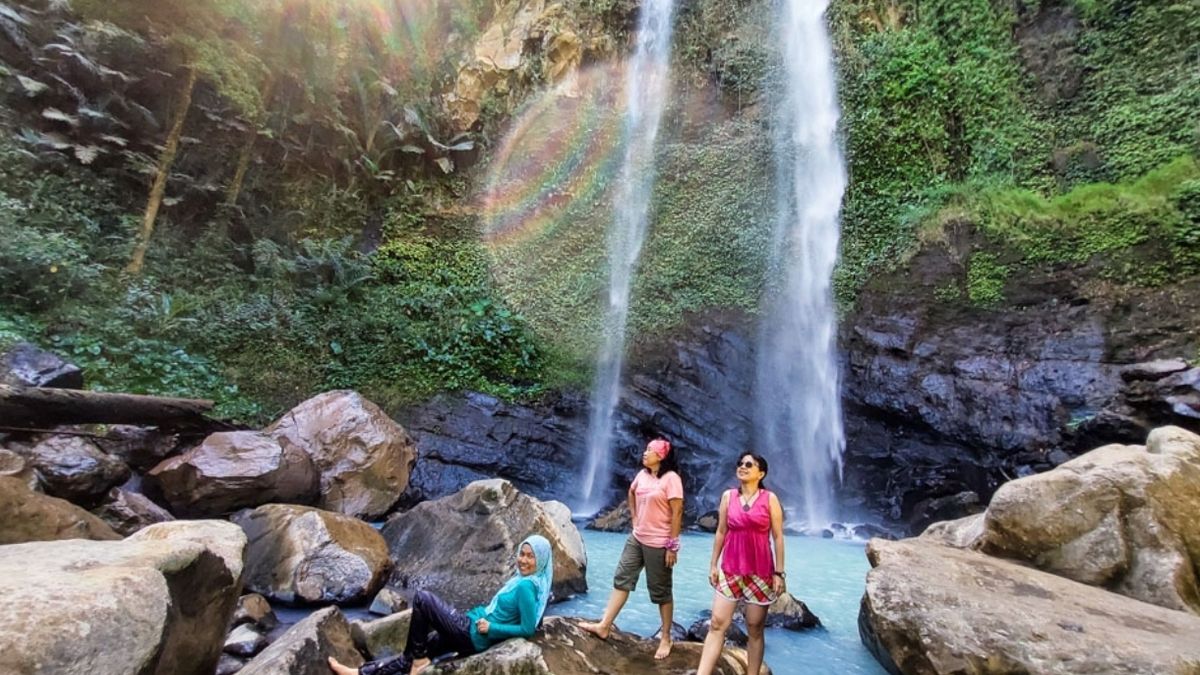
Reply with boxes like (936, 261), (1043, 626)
(648, 439), (671, 460)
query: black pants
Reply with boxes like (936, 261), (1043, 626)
(360, 590), (479, 675)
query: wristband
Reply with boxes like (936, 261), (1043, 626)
(772, 571), (786, 578)
(665, 537), (680, 552)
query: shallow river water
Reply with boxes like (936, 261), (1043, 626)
(548, 530), (888, 675)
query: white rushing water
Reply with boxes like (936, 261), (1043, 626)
(754, 0), (848, 530)
(578, 0), (678, 515)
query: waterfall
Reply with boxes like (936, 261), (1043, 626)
(577, 0), (678, 515)
(754, 0), (847, 530)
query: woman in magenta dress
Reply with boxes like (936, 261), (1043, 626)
(696, 452), (785, 675)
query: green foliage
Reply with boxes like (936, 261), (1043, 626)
(831, 0), (1199, 306)
(965, 252), (1008, 307)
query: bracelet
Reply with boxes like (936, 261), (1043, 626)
(665, 538), (680, 552)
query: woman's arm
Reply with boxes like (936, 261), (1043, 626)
(708, 491), (730, 585)
(665, 496), (683, 567)
(627, 479), (638, 525)
(481, 581), (539, 640)
(768, 492), (786, 594)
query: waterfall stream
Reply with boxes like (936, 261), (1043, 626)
(577, 0), (678, 515)
(754, 0), (848, 530)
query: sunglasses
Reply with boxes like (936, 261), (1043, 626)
(737, 460), (758, 469)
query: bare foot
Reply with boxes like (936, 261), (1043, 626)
(327, 656), (359, 675)
(579, 620), (612, 640)
(411, 657), (432, 675)
(654, 637), (673, 660)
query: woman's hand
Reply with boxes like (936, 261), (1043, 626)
(475, 618), (490, 635)
(665, 550), (677, 568)
(709, 566), (719, 586)
(771, 573), (785, 595)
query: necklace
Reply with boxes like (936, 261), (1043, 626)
(739, 489), (759, 512)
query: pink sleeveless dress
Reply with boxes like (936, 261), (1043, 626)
(713, 488), (778, 605)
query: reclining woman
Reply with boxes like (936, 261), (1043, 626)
(328, 534), (554, 675)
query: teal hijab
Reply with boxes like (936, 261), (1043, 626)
(485, 535), (554, 622)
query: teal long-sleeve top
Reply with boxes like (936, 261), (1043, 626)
(465, 577), (540, 652)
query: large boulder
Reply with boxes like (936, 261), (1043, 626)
(95, 425), (181, 472)
(267, 390), (416, 519)
(977, 426), (1200, 613)
(233, 503), (391, 605)
(147, 430), (319, 517)
(0, 520), (246, 675)
(1, 342), (83, 388)
(381, 479), (586, 608)
(91, 485), (176, 536)
(859, 538), (1200, 675)
(0, 474), (119, 543)
(10, 433), (129, 504)
(424, 617), (762, 674)
(350, 609), (412, 661)
(238, 606), (363, 675)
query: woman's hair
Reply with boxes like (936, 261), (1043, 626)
(736, 452), (768, 491)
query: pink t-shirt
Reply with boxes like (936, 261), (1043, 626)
(630, 470), (683, 548)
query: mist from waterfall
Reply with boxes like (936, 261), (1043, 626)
(577, 0), (678, 515)
(754, 0), (847, 530)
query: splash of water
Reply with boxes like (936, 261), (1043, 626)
(577, 0), (678, 515)
(754, 0), (848, 531)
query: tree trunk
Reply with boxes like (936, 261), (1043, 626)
(224, 77), (275, 207)
(0, 384), (224, 430)
(126, 66), (199, 275)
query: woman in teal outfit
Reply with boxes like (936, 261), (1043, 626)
(328, 535), (554, 675)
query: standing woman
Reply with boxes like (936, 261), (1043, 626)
(581, 438), (683, 659)
(696, 453), (785, 675)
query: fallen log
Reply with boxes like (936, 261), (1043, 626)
(0, 384), (228, 430)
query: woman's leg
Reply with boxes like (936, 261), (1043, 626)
(743, 603), (768, 675)
(581, 536), (642, 639)
(654, 600), (674, 659)
(408, 590), (474, 661)
(643, 543), (674, 659)
(695, 594), (737, 675)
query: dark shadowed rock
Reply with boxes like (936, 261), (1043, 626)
(233, 504), (391, 606)
(238, 606), (363, 675)
(10, 433), (129, 505)
(268, 391), (417, 519)
(1, 342), (82, 388)
(147, 431), (319, 517)
(396, 391), (588, 508)
(686, 611), (748, 647)
(752, 592), (821, 631)
(0, 475), (119, 543)
(381, 479), (586, 608)
(216, 654), (247, 675)
(0, 520), (245, 675)
(91, 486), (175, 535)
(95, 425), (181, 472)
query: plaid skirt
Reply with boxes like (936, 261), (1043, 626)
(712, 569), (778, 606)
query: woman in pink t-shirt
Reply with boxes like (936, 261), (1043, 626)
(581, 438), (684, 659)
(696, 452), (785, 675)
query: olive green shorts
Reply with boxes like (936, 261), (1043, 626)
(612, 534), (673, 605)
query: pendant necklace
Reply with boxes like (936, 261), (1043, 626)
(740, 489), (758, 512)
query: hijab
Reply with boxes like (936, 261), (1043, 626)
(484, 534), (554, 622)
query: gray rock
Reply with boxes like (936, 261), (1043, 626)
(233, 504), (391, 605)
(350, 609), (411, 661)
(686, 611), (748, 647)
(224, 624), (268, 658)
(0, 342), (82, 388)
(0, 520), (246, 675)
(238, 607), (363, 675)
(268, 390), (417, 519)
(216, 654), (248, 675)
(147, 431), (319, 517)
(588, 502), (631, 532)
(368, 586), (409, 616)
(381, 479), (586, 608)
(859, 538), (1200, 674)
